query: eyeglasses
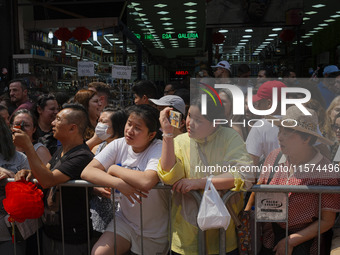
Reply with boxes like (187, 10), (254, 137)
(332, 124), (340, 131)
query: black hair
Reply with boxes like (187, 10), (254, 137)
(55, 92), (71, 109)
(34, 93), (57, 118)
(10, 109), (39, 142)
(174, 88), (190, 105)
(8, 79), (28, 91)
(102, 106), (127, 138)
(0, 116), (16, 160)
(237, 64), (251, 76)
(132, 80), (159, 99)
(62, 103), (90, 138)
(126, 104), (161, 140)
(190, 95), (225, 123)
(282, 69), (295, 78)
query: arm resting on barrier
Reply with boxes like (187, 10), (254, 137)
(107, 164), (158, 192)
(81, 159), (147, 204)
(273, 210), (336, 255)
(172, 173), (236, 193)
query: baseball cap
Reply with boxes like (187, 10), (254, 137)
(253, 80), (287, 103)
(211, 61), (231, 72)
(149, 95), (186, 115)
(323, 65), (339, 76)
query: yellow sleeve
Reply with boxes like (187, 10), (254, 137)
(157, 159), (185, 185)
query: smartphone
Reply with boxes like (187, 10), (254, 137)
(13, 121), (25, 131)
(169, 110), (182, 128)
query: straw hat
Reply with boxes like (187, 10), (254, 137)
(274, 106), (333, 145)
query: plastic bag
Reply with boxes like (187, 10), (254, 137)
(197, 176), (231, 231)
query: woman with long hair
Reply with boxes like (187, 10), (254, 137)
(10, 109), (51, 165)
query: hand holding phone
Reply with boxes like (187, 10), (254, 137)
(169, 110), (182, 128)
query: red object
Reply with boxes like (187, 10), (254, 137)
(72, 27), (91, 41)
(212, 32), (225, 44)
(279, 29), (296, 42)
(3, 181), (44, 223)
(54, 27), (72, 42)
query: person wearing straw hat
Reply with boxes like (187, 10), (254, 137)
(257, 106), (340, 255)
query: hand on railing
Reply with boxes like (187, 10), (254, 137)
(14, 169), (34, 182)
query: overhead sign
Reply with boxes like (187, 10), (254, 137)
(112, 65), (132, 79)
(78, 61), (95, 77)
(135, 33), (199, 40)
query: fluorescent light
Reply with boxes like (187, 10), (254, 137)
(187, 30), (196, 33)
(186, 22), (196, 25)
(272, 28), (282, 31)
(305, 11), (318, 15)
(312, 4), (325, 8)
(319, 23), (329, 26)
(157, 11), (169, 15)
(245, 29), (253, 32)
(331, 14), (340, 18)
(103, 36), (113, 46)
(303, 17), (311, 21)
(240, 39), (249, 42)
(314, 27), (323, 30)
(262, 42), (270, 44)
(325, 19), (336, 22)
(185, 10), (197, 13)
(93, 31), (98, 41)
(219, 29), (228, 33)
(187, 26), (196, 29)
(265, 38), (274, 41)
(310, 30), (317, 33)
(154, 4), (167, 8)
(186, 16), (197, 19)
(162, 22), (173, 26)
(301, 36), (310, 38)
(160, 17), (171, 21)
(239, 43), (246, 45)
(135, 8), (143, 11)
(268, 34), (278, 37)
(243, 35), (252, 38)
(184, 2), (197, 6)
(164, 27), (174, 30)
(306, 33), (313, 36)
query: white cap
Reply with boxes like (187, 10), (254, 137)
(211, 61), (231, 72)
(149, 95), (186, 115)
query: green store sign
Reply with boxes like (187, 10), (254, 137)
(134, 33), (199, 40)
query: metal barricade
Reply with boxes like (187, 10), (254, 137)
(1, 179), (172, 255)
(249, 184), (340, 255)
(4, 179), (338, 255)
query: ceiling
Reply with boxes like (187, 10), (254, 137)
(18, 0), (340, 67)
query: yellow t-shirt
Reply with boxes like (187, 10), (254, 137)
(158, 127), (253, 254)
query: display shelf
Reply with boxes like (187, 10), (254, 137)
(13, 54), (54, 62)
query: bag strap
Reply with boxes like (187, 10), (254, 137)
(267, 151), (283, 184)
(204, 175), (213, 191)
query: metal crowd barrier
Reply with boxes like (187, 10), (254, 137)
(3, 179), (339, 255)
(249, 184), (340, 255)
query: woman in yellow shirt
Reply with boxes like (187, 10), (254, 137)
(158, 96), (253, 254)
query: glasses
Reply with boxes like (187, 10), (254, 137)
(332, 124), (340, 131)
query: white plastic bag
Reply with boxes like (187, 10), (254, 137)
(197, 176), (231, 231)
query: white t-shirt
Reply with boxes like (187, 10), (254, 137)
(246, 118), (280, 160)
(95, 137), (169, 238)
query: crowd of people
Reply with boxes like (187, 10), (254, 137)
(1, 62), (340, 255)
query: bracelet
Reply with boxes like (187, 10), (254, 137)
(162, 133), (174, 138)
